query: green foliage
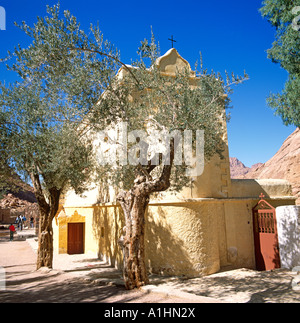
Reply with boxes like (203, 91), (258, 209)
(93, 34), (248, 196)
(0, 3), (248, 205)
(0, 3), (119, 200)
(260, 0), (300, 127)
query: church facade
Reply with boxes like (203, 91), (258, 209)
(53, 49), (295, 277)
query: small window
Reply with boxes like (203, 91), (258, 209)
(101, 227), (104, 238)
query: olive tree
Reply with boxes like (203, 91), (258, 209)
(260, 0), (300, 127)
(0, 4), (119, 268)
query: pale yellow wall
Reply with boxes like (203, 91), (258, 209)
(222, 200), (255, 269)
(222, 197), (295, 270)
(145, 197), (295, 275)
(231, 179), (293, 198)
(53, 194), (296, 276)
(145, 202), (221, 276)
(192, 154), (232, 199)
(92, 205), (124, 267)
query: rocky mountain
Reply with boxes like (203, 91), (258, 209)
(230, 128), (300, 204)
(0, 193), (36, 209)
(0, 165), (37, 209)
(229, 157), (263, 179)
(229, 157), (250, 178)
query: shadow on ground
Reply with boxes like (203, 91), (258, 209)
(149, 268), (300, 303)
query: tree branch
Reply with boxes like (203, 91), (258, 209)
(67, 47), (141, 86)
(141, 137), (175, 195)
(29, 171), (49, 211)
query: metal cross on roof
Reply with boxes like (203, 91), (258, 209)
(168, 35), (177, 48)
(259, 193), (265, 199)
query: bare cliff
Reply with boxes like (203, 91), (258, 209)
(230, 128), (300, 204)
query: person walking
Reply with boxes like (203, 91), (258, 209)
(19, 215), (23, 231)
(9, 224), (16, 241)
(22, 215), (26, 228)
(15, 216), (20, 230)
(30, 216), (34, 229)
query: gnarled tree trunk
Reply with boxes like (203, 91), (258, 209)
(37, 204), (52, 269)
(117, 139), (175, 290)
(118, 188), (150, 290)
(30, 172), (61, 270)
(36, 187), (61, 269)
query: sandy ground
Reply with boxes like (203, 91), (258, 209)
(1, 229), (300, 303)
(0, 241), (206, 303)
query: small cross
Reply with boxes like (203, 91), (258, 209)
(168, 35), (177, 48)
(259, 193), (265, 199)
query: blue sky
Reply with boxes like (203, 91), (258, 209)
(0, 0), (297, 167)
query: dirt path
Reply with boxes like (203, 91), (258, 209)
(1, 232), (299, 303)
(0, 239), (209, 303)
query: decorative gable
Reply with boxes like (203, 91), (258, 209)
(155, 48), (194, 76)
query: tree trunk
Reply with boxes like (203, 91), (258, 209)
(117, 139), (175, 290)
(37, 204), (53, 269)
(118, 189), (149, 290)
(30, 177), (61, 270)
(36, 187), (61, 270)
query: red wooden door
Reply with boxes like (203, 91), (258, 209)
(253, 197), (280, 271)
(68, 223), (84, 254)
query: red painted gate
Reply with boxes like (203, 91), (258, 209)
(252, 194), (281, 271)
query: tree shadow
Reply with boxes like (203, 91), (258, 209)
(92, 205), (124, 269)
(145, 206), (196, 277)
(6, 271), (61, 287)
(91, 201), (195, 279)
(0, 274), (147, 303)
(153, 268), (299, 303)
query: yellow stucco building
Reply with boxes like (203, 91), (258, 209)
(53, 49), (296, 277)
